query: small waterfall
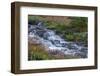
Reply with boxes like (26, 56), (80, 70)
(28, 21), (87, 58)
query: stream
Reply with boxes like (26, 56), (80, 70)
(28, 21), (87, 58)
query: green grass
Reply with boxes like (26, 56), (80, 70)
(28, 43), (55, 60)
(28, 43), (81, 60)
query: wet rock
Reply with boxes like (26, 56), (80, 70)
(28, 22), (88, 59)
(74, 51), (87, 58)
(79, 47), (87, 52)
(66, 43), (78, 50)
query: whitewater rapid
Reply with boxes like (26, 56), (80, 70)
(28, 22), (87, 58)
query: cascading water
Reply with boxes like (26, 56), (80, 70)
(28, 21), (87, 58)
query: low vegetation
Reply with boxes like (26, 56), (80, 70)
(28, 43), (80, 60)
(28, 15), (88, 60)
(28, 15), (88, 45)
(28, 43), (54, 60)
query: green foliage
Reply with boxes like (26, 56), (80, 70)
(69, 17), (88, 32)
(44, 21), (58, 29)
(65, 32), (87, 44)
(28, 15), (88, 45)
(28, 51), (51, 60)
(28, 15), (44, 25)
(28, 44), (54, 60)
(65, 34), (74, 41)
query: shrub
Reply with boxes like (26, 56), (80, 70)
(28, 43), (54, 60)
